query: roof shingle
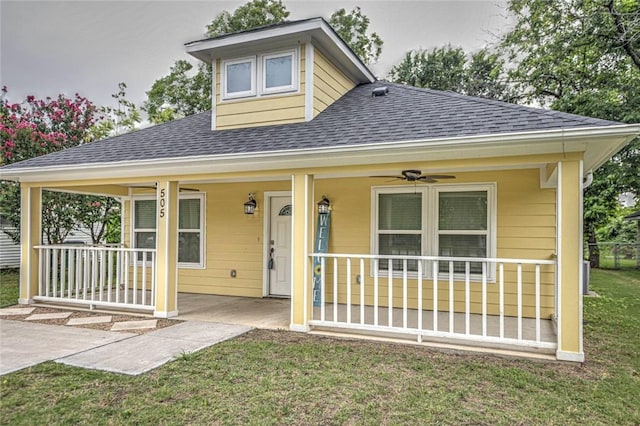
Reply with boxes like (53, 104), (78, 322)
(1, 82), (619, 171)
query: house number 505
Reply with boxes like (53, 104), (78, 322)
(159, 188), (166, 218)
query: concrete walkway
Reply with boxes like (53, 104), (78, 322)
(0, 319), (250, 376)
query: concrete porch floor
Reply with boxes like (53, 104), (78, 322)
(176, 293), (290, 329)
(175, 293), (555, 351)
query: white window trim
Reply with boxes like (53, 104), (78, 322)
(131, 193), (206, 269)
(222, 56), (256, 100)
(220, 47), (300, 102)
(261, 49), (298, 95)
(370, 183), (496, 281)
(177, 193), (206, 269)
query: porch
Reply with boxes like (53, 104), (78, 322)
(30, 244), (557, 355)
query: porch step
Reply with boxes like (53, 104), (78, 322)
(308, 327), (558, 362)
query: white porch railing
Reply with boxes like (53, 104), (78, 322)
(309, 253), (557, 351)
(34, 245), (157, 311)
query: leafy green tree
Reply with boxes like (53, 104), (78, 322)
(144, 0), (289, 124)
(144, 1), (384, 123)
(205, 0), (289, 37)
(0, 85), (135, 244)
(389, 46), (514, 101)
(92, 82), (141, 138)
(0, 87), (98, 244)
(329, 6), (383, 65)
(501, 0), (640, 267)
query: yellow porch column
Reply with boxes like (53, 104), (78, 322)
(154, 180), (179, 318)
(19, 185), (42, 304)
(290, 173), (314, 331)
(556, 160), (584, 362)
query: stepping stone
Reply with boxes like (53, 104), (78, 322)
(0, 307), (36, 316)
(25, 312), (73, 321)
(67, 316), (113, 326)
(111, 319), (157, 331)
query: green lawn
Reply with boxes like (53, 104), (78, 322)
(0, 269), (19, 308)
(1, 269), (639, 425)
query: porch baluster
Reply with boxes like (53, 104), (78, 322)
(52, 248), (58, 298)
(360, 258), (365, 325)
(482, 262), (488, 337)
(388, 259), (393, 327)
(499, 263), (505, 339)
(60, 249), (66, 299)
(373, 259), (379, 326)
(333, 258), (338, 323)
(517, 263), (523, 341)
(535, 264), (541, 343)
(402, 259), (408, 329)
(449, 261), (454, 333)
(417, 260), (423, 342)
(346, 258), (352, 324)
(432, 260), (438, 332)
(320, 257), (326, 322)
(465, 262), (470, 335)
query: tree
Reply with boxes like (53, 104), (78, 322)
(92, 82), (141, 138)
(329, 6), (383, 65)
(0, 87), (99, 244)
(389, 46), (515, 101)
(144, 0), (289, 124)
(205, 0), (289, 37)
(0, 84), (137, 245)
(144, 1), (385, 123)
(500, 0), (640, 266)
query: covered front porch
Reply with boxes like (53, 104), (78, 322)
(16, 155), (584, 361)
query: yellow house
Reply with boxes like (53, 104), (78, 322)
(2, 18), (638, 362)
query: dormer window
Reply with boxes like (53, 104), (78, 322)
(223, 56), (256, 99)
(262, 50), (297, 94)
(221, 49), (298, 101)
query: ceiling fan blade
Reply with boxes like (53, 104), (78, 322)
(422, 175), (456, 179)
(369, 176), (403, 179)
(417, 176), (437, 183)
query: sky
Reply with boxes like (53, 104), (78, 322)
(0, 0), (512, 112)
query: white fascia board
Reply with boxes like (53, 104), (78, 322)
(185, 19), (374, 84)
(3, 124), (638, 183)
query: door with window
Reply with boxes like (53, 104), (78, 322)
(268, 196), (292, 297)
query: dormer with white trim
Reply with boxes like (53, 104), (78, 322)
(185, 18), (376, 130)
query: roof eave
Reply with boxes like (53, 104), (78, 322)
(3, 124), (638, 183)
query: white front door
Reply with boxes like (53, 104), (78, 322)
(268, 196), (292, 297)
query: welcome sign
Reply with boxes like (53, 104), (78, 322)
(312, 212), (331, 307)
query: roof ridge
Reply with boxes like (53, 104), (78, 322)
(380, 81), (616, 125)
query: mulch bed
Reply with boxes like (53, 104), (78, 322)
(1, 305), (181, 334)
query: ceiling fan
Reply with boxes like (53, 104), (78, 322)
(370, 169), (456, 183)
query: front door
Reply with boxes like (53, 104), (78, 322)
(268, 196), (292, 297)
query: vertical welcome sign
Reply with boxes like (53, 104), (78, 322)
(312, 211), (331, 307)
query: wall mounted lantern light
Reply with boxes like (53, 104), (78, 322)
(244, 193), (257, 215)
(317, 195), (331, 214)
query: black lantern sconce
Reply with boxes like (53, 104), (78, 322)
(244, 193), (257, 215)
(317, 195), (331, 214)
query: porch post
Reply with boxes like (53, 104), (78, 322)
(290, 173), (314, 331)
(556, 160), (584, 362)
(154, 180), (179, 318)
(19, 184), (41, 304)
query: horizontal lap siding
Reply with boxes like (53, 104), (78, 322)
(215, 45), (306, 130)
(178, 182), (290, 296)
(315, 169), (557, 318)
(313, 50), (355, 116)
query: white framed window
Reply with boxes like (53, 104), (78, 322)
(132, 193), (206, 268)
(222, 56), (256, 99)
(372, 183), (496, 280)
(262, 49), (297, 94)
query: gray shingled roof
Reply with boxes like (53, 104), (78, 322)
(1, 82), (620, 171)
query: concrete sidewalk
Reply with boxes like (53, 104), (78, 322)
(0, 319), (250, 376)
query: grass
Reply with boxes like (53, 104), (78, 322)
(1, 269), (639, 425)
(0, 269), (19, 308)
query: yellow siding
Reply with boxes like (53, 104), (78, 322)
(313, 50), (356, 116)
(215, 45), (306, 130)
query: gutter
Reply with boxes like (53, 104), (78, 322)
(2, 124), (638, 183)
